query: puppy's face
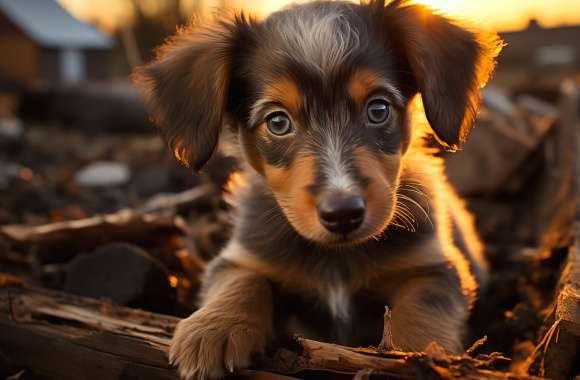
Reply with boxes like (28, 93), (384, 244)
(240, 65), (409, 244)
(135, 1), (501, 245)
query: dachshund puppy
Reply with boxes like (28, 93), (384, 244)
(134, 1), (502, 378)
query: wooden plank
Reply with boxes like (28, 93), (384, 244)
(0, 281), (544, 380)
(0, 282), (178, 380)
(529, 232), (580, 380)
(557, 233), (580, 337)
(0, 281), (297, 380)
(543, 78), (580, 380)
(0, 185), (213, 246)
(0, 185), (213, 265)
(524, 78), (580, 380)
(260, 337), (543, 380)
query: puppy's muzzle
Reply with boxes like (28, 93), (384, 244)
(317, 192), (366, 235)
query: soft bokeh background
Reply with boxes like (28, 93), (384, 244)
(0, 0), (577, 297)
(0, 2), (578, 377)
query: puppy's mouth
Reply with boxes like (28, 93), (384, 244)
(323, 232), (370, 246)
(308, 227), (378, 248)
(273, 188), (395, 246)
(284, 206), (392, 247)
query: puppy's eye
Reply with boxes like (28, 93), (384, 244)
(266, 112), (293, 136)
(366, 99), (390, 125)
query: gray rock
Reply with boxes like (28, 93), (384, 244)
(0, 162), (24, 190)
(74, 161), (130, 187)
(0, 118), (24, 154)
(0, 118), (23, 140)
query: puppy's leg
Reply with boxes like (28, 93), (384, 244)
(386, 275), (467, 354)
(169, 258), (273, 379)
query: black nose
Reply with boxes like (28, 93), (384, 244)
(318, 193), (365, 235)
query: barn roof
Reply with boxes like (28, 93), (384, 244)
(0, 0), (113, 49)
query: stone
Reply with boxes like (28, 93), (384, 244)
(74, 161), (130, 187)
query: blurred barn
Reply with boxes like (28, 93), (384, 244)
(0, 0), (113, 89)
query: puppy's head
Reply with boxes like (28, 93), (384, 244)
(134, 0), (502, 245)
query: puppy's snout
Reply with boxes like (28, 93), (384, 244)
(318, 193), (365, 235)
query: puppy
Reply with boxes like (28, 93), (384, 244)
(134, 1), (502, 378)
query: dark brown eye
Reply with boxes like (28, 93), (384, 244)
(366, 99), (390, 125)
(266, 112), (293, 136)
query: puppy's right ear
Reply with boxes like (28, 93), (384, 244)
(380, 1), (502, 151)
(133, 16), (252, 170)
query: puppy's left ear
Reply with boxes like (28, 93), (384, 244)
(383, 1), (503, 150)
(133, 15), (254, 170)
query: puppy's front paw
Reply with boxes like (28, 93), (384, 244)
(169, 309), (267, 379)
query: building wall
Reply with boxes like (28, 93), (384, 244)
(85, 49), (110, 81)
(40, 48), (112, 86)
(0, 12), (39, 86)
(39, 48), (61, 85)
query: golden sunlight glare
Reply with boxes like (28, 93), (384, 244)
(411, 0), (461, 15)
(57, 0), (580, 32)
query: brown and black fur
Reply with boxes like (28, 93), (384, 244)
(134, 1), (502, 378)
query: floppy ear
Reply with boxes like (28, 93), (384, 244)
(133, 16), (253, 170)
(384, 1), (502, 150)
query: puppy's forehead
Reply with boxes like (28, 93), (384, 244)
(252, 2), (404, 106)
(263, 2), (364, 74)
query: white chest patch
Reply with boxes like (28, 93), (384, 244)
(325, 282), (351, 323)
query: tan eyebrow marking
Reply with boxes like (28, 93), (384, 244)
(348, 69), (403, 108)
(263, 77), (302, 115)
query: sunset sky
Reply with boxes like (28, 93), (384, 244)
(58, 0), (580, 32)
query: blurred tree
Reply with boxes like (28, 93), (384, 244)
(130, 0), (191, 61)
(111, 0), (206, 75)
